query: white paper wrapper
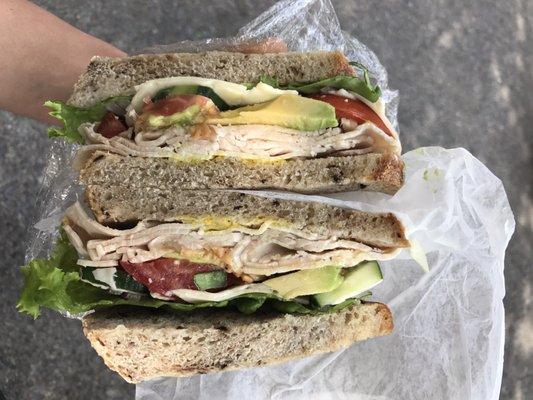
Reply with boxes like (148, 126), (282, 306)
(24, 1), (514, 399)
(136, 147), (514, 400)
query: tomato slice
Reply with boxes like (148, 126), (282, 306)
(119, 258), (243, 296)
(308, 93), (393, 136)
(120, 258), (217, 294)
(95, 112), (128, 138)
(142, 94), (213, 116)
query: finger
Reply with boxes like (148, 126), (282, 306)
(231, 38), (288, 54)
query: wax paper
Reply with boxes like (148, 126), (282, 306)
(134, 145), (513, 400)
(24, 0), (515, 399)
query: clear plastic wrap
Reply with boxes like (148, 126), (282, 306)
(25, 1), (514, 399)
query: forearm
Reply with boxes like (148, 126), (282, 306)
(0, 0), (125, 123)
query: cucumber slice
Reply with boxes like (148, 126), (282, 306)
(152, 85), (197, 102)
(194, 271), (227, 291)
(196, 86), (231, 111)
(314, 261), (383, 307)
(80, 267), (148, 294)
(151, 85), (231, 110)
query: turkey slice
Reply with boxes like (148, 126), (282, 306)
(75, 120), (400, 165)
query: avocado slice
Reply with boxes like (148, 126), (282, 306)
(207, 94), (338, 131)
(262, 266), (343, 299)
(314, 261), (383, 307)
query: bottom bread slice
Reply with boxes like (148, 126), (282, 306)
(82, 302), (393, 383)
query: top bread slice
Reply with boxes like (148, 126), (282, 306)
(68, 51), (354, 107)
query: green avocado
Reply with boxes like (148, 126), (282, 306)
(146, 104), (201, 128)
(314, 261), (383, 307)
(207, 94), (338, 131)
(262, 266), (343, 299)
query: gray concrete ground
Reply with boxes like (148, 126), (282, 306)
(0, 1), (531, 399)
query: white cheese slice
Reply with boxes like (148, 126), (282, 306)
(168, 283), (274, 303)
(92, 267), (119, 290)
(129, 77), (298, 113)
(409, 239), (429, 272)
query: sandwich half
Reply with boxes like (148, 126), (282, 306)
(18, 191), (408, 382)
(47, 51), (404, 194)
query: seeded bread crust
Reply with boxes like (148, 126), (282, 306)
(80, 151), (403, 196)
(82, 302), (393, 383)
(68, 51), (354, 107)
(83, 185), (408, 249)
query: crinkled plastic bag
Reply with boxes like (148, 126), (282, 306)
(25, 1), (514, 399)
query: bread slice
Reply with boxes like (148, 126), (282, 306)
(83, 187), (408, 249)
(82, 302), (393, 383)
(81, 151), (404, 196)
(69, 51), (354, 107)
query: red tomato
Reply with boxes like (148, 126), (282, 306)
(120, 258), (243, 296)
(95, 112), (127, 138)
(142, 94), (212, 116)
(308, 94), (393, 136)
(120, 258), (217, 294)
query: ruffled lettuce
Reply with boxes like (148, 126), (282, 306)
(44, 96), (131, 143)
(17, 230), (360, 319)
(259, 63), (381, 102)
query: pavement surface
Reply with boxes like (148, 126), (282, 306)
(0, 1), (531, 399)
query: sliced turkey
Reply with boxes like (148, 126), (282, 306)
(64, 201), (399, 279)
(73, 120), (400, 170)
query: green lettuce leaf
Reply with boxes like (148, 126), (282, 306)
(232, 295), (268, 314)
(17, 230), (361, 318)
(259, 68), (381, 103)
(257, 75), (280, 88)
(44, 96), (131, 143)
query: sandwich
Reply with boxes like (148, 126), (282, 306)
(20, 47), (410, 382)
(18, 190), (409, 382)
(46, 51), (404, 194)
